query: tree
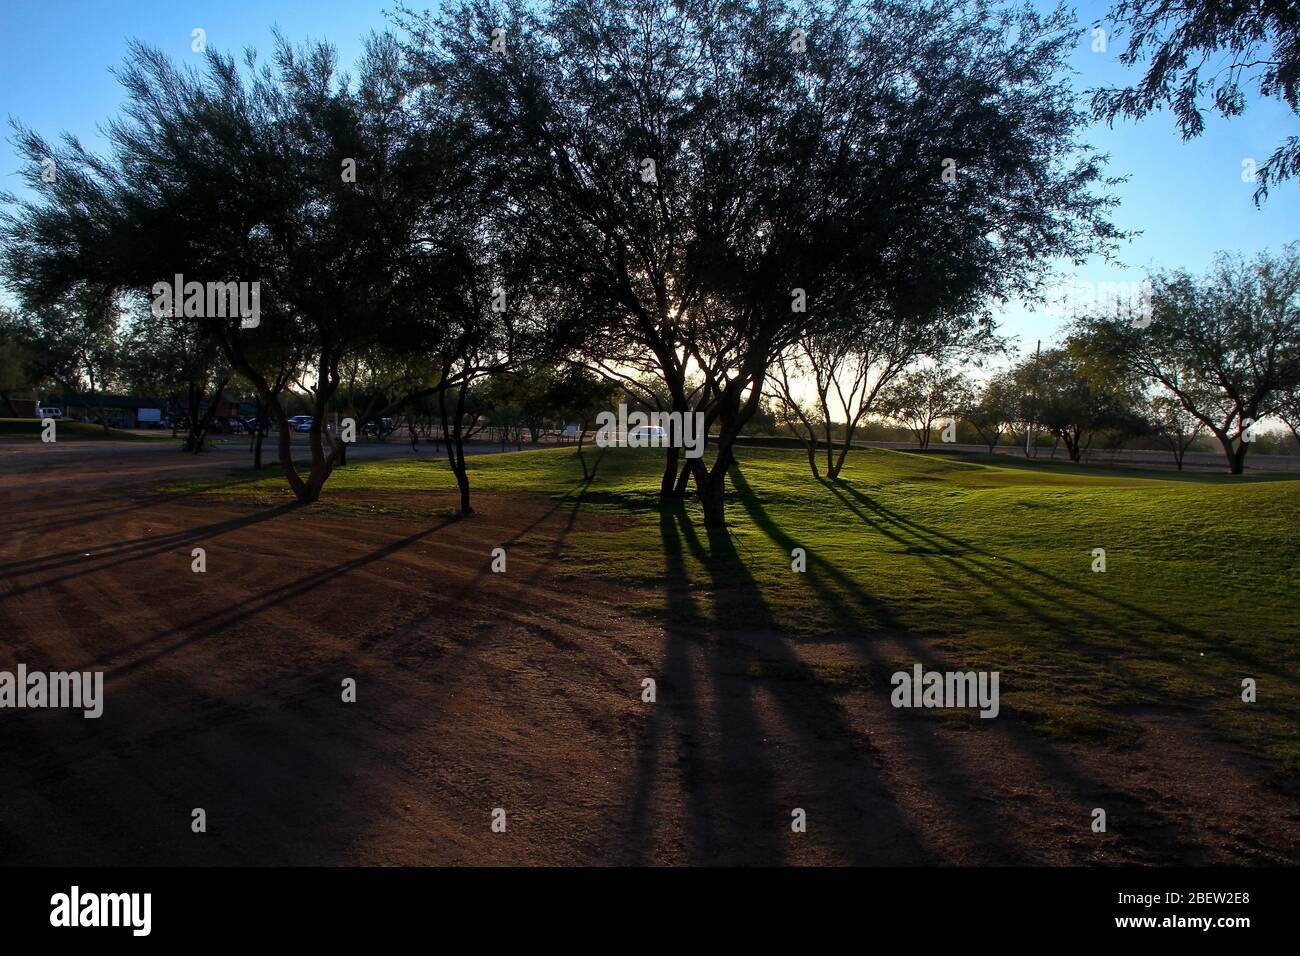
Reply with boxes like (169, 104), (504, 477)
(767, 309), (989, 478)
(1145, 393), (1205, 470)
(403, 0), (1123, 526)
(963, 370), (1020, 453)
(1004, 344), (1048, 457)
(880, 364), (973, 450)
(1280, 386), (1300, 445)
(0, 307), (39, 416)
(2, 33), (461, 501)
(118, 296), (236, 451)
(481, 364), (584, 445)
(397, 232), (533, 515)
(1092, 0), (1300, 201)
(551, 365), (621, 481)
(15, 289), (121, 431)
(1009, 344), (1138, 463)
(1077, 246), (1300, 473)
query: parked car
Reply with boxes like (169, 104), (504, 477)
(627, 424), (668, 444)
(293, 417), (314, 433)
(37, 406), (62, 419)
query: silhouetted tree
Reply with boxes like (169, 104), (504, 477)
(402, 0), (1123, 525)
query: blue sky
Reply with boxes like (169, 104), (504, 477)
(1, 0), (1297, 352)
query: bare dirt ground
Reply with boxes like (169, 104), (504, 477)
(1, 440), (1296, 865)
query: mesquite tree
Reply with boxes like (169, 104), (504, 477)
(963, 370), (1020, 454)
(404, 0), (1122, 526)
(1075, 246), (1300, 473)
(1092, 0), (1300, 201)
(880, 363), (973, 449)
(1, 34), (460, 502)
(767, 309), (992, 479)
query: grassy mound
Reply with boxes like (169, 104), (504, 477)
(0, 417), (171, 441)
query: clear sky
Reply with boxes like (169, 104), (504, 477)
(2, 0), (1297, 354)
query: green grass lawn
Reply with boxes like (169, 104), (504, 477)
(0, 417), (172, 441)
(164, 444), (1300, 773)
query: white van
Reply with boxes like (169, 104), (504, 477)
(38, 406), (62, 419)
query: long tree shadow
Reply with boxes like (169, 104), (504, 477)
(819, 480), (1134, 669)
(831, 479), (1274, 672)
(732, 468), (1050, 860)
(0, 456), (404, 578)
(729, 469), (903, 635)
(619, 491), (936, 864)
(728, 463), (1221, 862)
(66, 515), (458, 677)
(0, 503), (306, 600)
(618, 504), (727, 863)
(1, 496), (161, 540)
(0, 593), (470, 866)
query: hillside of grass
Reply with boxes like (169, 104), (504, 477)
(161, 444), (1300, 773)
(0, 418), (171, 441)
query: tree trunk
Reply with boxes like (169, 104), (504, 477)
(660, 445), (682, 498)
(1219, 434), (1249, 474)
(576, 421), (605, 482)
(454, 461), (471, 512)
(269, 405), (312, 502)
(695, 440), (735, 528)
(250, 399), (266, 469)
(699, 468), (727, 527)
(674, 457), (694, 495)
(186, 378), (228, 453)
(831, 414), (867, 480)
(691, 364), (766, 528)
(824, 418), (836, 477)
(86, 365), (109, 433)
(439, 378), (474, 515)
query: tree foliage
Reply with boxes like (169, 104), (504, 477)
(1092, 0), (1300, 201)
(1074, 245), (1300, 473)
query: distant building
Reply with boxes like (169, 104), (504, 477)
(46, 393), (165, 428)
(3, 398), (40, 418)
(47, 392), (256, 429)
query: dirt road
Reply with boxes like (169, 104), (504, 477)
(1, 441), (1295, 864)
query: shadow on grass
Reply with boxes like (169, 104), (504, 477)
(617, 497), (931, 864)
(722, 463), (1216, 862)
(943, 450), (1299, 483)
(826, 478), (1273, 673)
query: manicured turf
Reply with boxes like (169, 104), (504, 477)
(164, 444), (1300, 773)
(0, 417), (171, 440)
